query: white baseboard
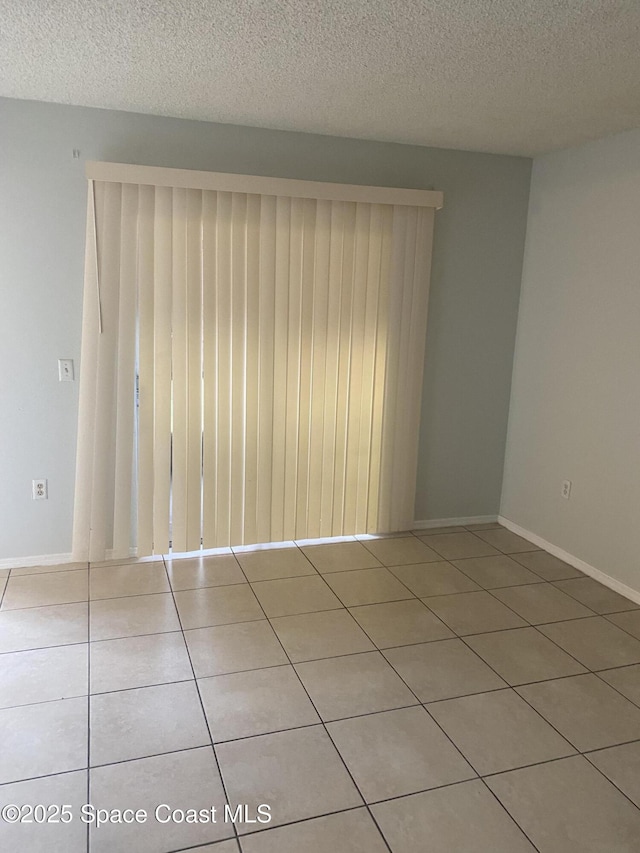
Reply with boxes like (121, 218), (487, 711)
(412, 515), (498, 530)
(0, 547), (141, 570)
(0, 552), (74, 570)
(498, 515), (640, 607)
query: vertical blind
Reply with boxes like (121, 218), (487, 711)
(72, 164), (441, 561)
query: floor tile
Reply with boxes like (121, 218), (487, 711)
(425, 532), (501, 560)
(554, 577), (639, 614)
(295, 651), (417, 720)
(185, 620), (288, 677)
(0, 575), (7, 602)
(587, 741), (640, 808)
(217, 726), (362, 831)
(328, 705), (474, 802)
(91, 680), (209, 765)
(270, 609), (374, 662)
(598, 664), (640, 705)
(428, 688), (575, 775)
(89, 562), (169, 599)
(511, 550), (582, 580)
(199, 665), (319, 741)
(7, 561), (87, 577)
(0, 771), (88, 853)
(250, 575), (341, 617)
(517, 673), (640, 751)
(174, 584), (264, 629)
(492, 583), (594, 624)
(1, 569), (88, 610)
(0, 697), (88, 784)
(452, 555), (541, 589)
(90, 631), (192, 693)
(372, 779), (536, 852)
(539, 616), (640, 669)
(389, 561), (480, 596)
(0, 643), (88, 708)
(361, 536), (442, 566)
(422, 591), (527, 635)
(487, 754), (640, 852)
(323, 567), (413, 606)
(473, 528), (539, 554)
(349, 599), (453, 647)
(300, 541), (382, 573)
(89, 747), (230, 852)
(465, 627), (587, 685)
(465, 522), (503, 531)
(240, 808), (389, 853)
(0, 602), (88, 653)
(235, 548), (315, 581)
(89, 592), (180, 641)
(384, 638), (506, 702)
(166, 553), (245, 590)
(607, 609), (640, 640)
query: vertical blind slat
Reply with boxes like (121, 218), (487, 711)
(72, 182), (101, 560)
(202, 190), (219, 548)
(229, 193), (248, 545)
(243, 194), (262, 544)
(356, 203), (383, 532)
(282, 197), (304, 540)
(330, 201), (356, 535)
(214, 192), (233, 546)
(256, 195), (276, 543)
(185, 189), (204, 551)
(89, 182), (122, 560)
(343, 203), (370, 534)
(307, 199), (331, 539)
(270, 196), (291, 541)
(367, 205), (393, 533)
(320, 201), (344, 537)
(136, 185), (156, 556)
(169, 188), (188, 552)
(112, 184), (139, 558)
(150, 186), (173, 555)
(294, 199), (317, 539)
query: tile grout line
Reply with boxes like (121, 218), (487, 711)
(379, 535), (640, 825)
(239, 542), (396, 853)
(602, 610), (640, 641)
(7, 639), (638, 716)
(86, 574), (91, 853)
(450, 618), (640, 818)
(159, 554), (239, 849)
(344, 586), (543, 852)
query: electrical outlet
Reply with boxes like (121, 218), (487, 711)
(32, 479), (48, 500)
(561, 479), (572, 500)
(58, 359), (74, 381)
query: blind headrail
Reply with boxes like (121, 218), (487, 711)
(85, 161), (444, 209)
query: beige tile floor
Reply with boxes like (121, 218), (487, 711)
(2, 525), (640, 851)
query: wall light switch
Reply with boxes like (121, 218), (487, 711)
(58, 359), (74, 381)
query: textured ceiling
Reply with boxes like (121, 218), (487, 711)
(1, 0), (639, 156)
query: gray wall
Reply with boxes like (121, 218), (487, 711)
(502, 127), (640, 594)
(0, 97), (531, 560)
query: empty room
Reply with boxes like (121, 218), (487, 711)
(1, 1), (640, 851)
